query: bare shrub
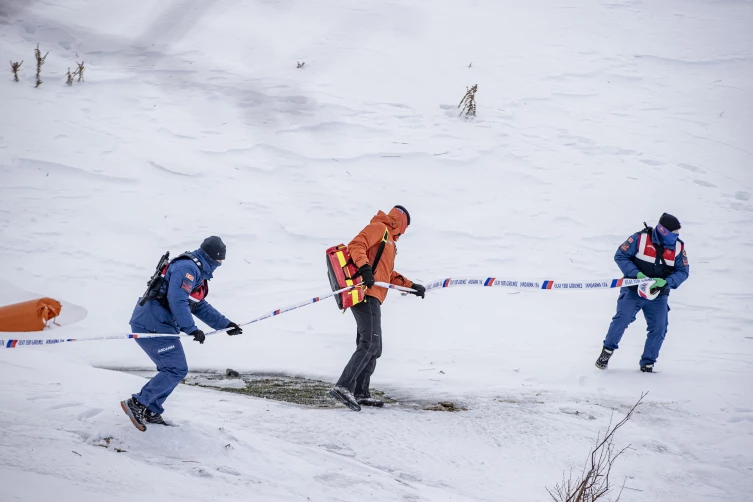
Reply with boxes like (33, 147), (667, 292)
(458, 84), (477, 118)
(10, 60), (22, 81)
(34, 44), (49, 87)
(74, 61), (85, 82)
(547, 392), (647, 502)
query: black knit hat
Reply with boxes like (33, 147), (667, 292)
(658, 213), (681, 232)
(200, 236), (226, 261)
(393, 205), (410, 226)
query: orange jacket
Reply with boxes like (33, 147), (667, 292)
(348, 208), (413, 304)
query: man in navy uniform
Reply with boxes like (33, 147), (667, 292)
(595, 213), (689, 372)
(121, 236), (242, 430)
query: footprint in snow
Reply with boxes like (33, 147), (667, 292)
(216, 465), (241, 476)
(191, 466), (213, 478)
(693, 179), (717, 188)
(677, 163), (705, 173)
(77, 408), (103, 421)
(27, 393), (61, 401)
(49, 402), (83, 409)
(639, 159), (665, 166)
(728, 414), (753, 423)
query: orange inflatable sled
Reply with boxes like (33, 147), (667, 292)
(0, 298), (62, 332)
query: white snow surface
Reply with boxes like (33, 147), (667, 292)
(1, 0), (752, 500)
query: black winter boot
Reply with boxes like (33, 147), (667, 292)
(144, 410), (168, 425)
(595, 347), (614, 370)
(121, 398), (147, 431)
(356, 395), (384, 408)
(640, 364), (654, 373)
(328, 386), (361, 411)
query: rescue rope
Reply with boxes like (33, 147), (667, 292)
(0, 277), (652, 348)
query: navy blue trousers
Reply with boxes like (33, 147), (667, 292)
(603, 288), (669, 366)
(131, 332), (188, 415)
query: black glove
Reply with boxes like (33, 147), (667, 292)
(191, 329), (206, 344)
(358, 264), (375, 288)
(410, 283), (426, 299)
(226, 322), (242, 336)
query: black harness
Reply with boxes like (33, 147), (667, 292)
(140, 251), (205, 309)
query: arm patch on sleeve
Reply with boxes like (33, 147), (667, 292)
(181, 279), (193, 292)
(620, 242), (630, 251)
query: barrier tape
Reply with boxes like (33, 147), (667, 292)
(0, 278), (651, 348)
(424, 276), (650, 292)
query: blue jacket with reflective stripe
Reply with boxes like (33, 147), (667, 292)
(615, 228), (689, 296)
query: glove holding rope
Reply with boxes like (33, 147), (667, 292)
(637, 272), (667, 295)
(226, 322), (242, 336)
(191, 329), (206, 344)
(410, 283), (426, 299)
(359, 264), (375, 288)
(650, 278), (667, 289)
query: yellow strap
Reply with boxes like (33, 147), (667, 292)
(336, 250), (347, 268)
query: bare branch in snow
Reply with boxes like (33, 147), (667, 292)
(10, 60), (23, 81)
(34, 44), (49, 88)
(458, 84), (478, 118)
(546, 392), (647, 502)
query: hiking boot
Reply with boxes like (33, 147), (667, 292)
(356, 396), (384, 408)
(595, 347), (614, 370)
(144, 410), (168, 425)
(120, 398), (147, 431)
(328, 386), (361, 411)
(640, 364), (654, 373)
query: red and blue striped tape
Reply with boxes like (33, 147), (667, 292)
(1, 277), (649, 349)
(425, 276), (650, 292)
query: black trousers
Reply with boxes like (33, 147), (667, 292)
(336, 297), (382, 397)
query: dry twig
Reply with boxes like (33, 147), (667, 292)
(458, 84), (477, 118)
(546, 392), (648, 502)
(10, 60), (23, 81)
(34, 44), (49, 87)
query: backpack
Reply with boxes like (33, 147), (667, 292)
(325, 228), (388, 310)
(139, 251), (204, 307)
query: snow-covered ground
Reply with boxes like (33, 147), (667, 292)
(1, 0), (752, 500)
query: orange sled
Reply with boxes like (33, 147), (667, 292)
(0, 298), (62, 332)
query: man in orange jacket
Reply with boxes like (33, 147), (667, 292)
(329, 205), (425, 411)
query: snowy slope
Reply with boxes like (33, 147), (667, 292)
(1, 0), (752, 500)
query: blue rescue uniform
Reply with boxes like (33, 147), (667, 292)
(129, 248), (229, 414)
(603, 228), (689, 366)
